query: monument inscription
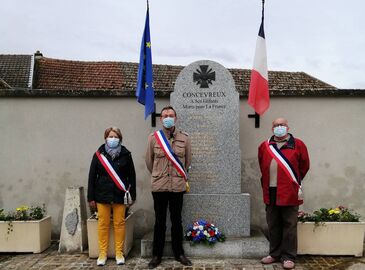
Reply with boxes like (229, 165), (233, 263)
(171, 60), (240, 194)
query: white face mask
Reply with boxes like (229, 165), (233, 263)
(162, 117), (175, 128)
(273, 125), (288, 137)
(106, 137), (120, 148)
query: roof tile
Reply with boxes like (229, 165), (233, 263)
(7, 56), (336, 92)
(0, 55), (32, 88)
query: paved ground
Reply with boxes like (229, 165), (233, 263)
(0, 242), (364, 270)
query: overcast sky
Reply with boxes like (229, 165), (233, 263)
(2, 0), (364, 89)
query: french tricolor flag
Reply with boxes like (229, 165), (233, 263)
(248, 2), (270, 116)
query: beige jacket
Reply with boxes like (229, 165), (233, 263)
(145, 128), (192, 192)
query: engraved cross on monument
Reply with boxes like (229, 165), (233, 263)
(171, 60), (250, 237)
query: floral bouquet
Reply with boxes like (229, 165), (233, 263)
(298, 205), (361, 224)
(185, 219), (225, 245)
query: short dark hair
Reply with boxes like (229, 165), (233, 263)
(160, 106), (177, 117)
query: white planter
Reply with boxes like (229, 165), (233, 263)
(87, 211), (135, 258)
(297, 221), (365, 257)
(0, 216), (52, 253)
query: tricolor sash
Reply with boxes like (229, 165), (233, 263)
(265, 139), (304, 200)
(95, 151), (132, 204)
(154, 130), (188, 181)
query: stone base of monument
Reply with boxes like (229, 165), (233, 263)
(182, 194), (251, 237)
(140, 192), (269, 258)
(140, 229), (269, 258)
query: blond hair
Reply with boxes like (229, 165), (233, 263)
(104, 127), (123, 140)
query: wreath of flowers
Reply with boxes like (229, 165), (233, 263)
(185, 219), (225, 245)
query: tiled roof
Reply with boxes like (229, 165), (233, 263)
(33, 57), (336, 92)
(229, 69), (336, 91)
(34, 58), (124, 90)
(0, 55), (32, 88)
(0, 78), (12, 89)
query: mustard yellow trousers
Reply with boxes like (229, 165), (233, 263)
(96, 203), (126, 258)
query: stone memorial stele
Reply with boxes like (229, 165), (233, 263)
(171, 60), (249, 237)
(59, 186), (88, 253)
(141, 60), (268, 258)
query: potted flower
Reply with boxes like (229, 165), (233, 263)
(0, 205), (51, 253)
(185, 219), (225, 246)
(86, 208), (135, 258)
(297, 206), (365, 257)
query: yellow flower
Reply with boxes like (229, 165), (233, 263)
(329, 208), (340, 215)
(16, 205), (29, 211)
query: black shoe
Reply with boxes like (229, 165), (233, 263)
(148, 256), (161, 269)
(176, 254), (192, 266)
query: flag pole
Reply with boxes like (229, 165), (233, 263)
(255, 0), (264, 128)
(136, 0), (155, 120)
(247, 0), (269, 127)
(248, 0), (264, 128)
(145, 0), (159, 127)
(147, 0), (158, 127)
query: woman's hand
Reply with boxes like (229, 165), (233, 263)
(89, 200), (96, 210)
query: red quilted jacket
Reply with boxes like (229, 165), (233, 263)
(258, 134), (310, 206)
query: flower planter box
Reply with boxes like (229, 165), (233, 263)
(0, 216), (52, 253)
(87, 211), (135, 258)
(297, 222), (365, 257)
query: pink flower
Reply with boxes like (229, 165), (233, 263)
(298, 210), (306, 218)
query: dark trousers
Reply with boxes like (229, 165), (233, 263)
(266, 187), (298, 261)
(152, 192), (184, 258)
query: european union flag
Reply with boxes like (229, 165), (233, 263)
(136, 4), (155, 119)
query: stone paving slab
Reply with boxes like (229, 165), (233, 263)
(0, 242), (364, 270)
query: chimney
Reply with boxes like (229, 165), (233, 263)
(32, 51), (43, 89)
(34, 50), (43, 59)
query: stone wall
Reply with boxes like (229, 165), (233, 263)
(0, 95), (364, 238)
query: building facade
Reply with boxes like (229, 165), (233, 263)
(1, 53), (364, 238)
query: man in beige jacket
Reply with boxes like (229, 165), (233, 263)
(145, 106), (192, 269)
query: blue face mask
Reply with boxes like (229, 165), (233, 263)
(106, 137), (120, 148)
(273, 126), (288, 137)
(162, 117), (175, 129)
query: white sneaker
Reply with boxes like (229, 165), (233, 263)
(97, 256), (107, 266)
(116, 255), (125, 265)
